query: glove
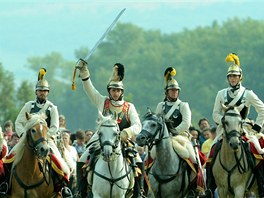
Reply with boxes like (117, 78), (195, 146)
(252, 124), (262, 133)
(76, 59), (90, 80)
(120, 130), (129, 142)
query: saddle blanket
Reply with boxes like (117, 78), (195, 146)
(2, 152), (68, 182)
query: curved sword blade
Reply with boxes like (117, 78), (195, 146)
(83, 8), (126, 62)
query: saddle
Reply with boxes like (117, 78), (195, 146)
(0, 152), (69, 194)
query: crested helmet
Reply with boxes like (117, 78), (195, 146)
(164, 67), (181, 90)
(225, 53), (242, 80)
(107, 63), (124, 90)
(36, 68), (50, 91)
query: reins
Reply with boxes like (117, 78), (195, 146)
(94, 121), (133, 198)
(13, 127), (51, 198)
(219, 108), (249, 195)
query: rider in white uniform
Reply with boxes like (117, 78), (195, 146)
(207, 53), (264, 197)
(14, 69), (72, 198)
(76, 59), (143, 197)
(155, 67), (206, 196)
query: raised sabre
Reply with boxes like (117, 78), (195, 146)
(72, 8), (126, 90)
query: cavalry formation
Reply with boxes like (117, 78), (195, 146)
(1, 51), (264, 198)
(0, 106), (262, 198)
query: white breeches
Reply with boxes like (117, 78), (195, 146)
(48, 139), (71, 178)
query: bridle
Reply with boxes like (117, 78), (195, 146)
(221, 110), (243, 145)
(139, 114), (165, 150)
(98, 123), (121, 159)
(219, 108), (249, 195)
(94, 122), (132, 198)
(13, 122), (51, 198)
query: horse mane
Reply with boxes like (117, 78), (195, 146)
(95, 113), (118, 132)
(11, 113), (47, 168)
(142, 111), (163, 122)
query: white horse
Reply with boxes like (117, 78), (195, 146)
(136, 111), (191, 198)
(212, 106), (258, 198)
(89, 114), (134, 198)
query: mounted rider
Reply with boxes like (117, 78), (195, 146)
(6, 68), (73, 197)
(155, 67), (207, 197)
(75, 59), (144, 198)
(207, 53), (264, 197)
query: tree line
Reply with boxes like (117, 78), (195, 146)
(1, 17), (264, 132)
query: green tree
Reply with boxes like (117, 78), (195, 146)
(16, 80), (35, 108)
(0, 63), (17, 125)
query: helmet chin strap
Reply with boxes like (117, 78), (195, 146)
(229, 82), (241, 92)
(166, 95), (177, 102)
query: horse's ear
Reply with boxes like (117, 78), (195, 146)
(25, 112), (31, 120)
(147, 107), (152, 114)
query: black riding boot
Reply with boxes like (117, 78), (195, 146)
(75, 162), (87, 198)
(133, 162), (145, 198)
(0, 182), (8, 195)
(61, 185), (73, 198)
(206, 162), (216, 196)
(254, 163), (264, 198)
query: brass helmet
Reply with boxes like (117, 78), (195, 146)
(164, 67), (181, 90)
(35, 68), (50, 91)
(225, 53), (242, 80)
(107, 63), (124, 90)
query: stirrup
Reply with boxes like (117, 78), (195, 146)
(61, 186), (73, 198)
(0, 182), (8, 195)
(199, 189), (213, 198)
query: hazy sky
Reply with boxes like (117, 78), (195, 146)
(1, 0), (264, 82)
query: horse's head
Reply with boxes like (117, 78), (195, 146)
(221, 104), (243, 150)
(97, 113), (120, 161)
(25, 112), (49, 158)
(136, 110), (163, 147)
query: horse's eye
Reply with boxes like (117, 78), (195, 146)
(31, 129), (37, 133)
(150, 123), (156, 128)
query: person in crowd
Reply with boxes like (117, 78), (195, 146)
(201, 127), (216, 156)
(59, 114), (67, 129)
(155, 67), (207, 196)
(75, 59), (143, 197)
(3, 120), (14, 144)
(12, 68), (72, 197)
(62, 131), (79, 195)
(207, 53), (264, 197)
(189, 126), (200, 146)
(84, 129), (94, 145)
(7, 133), (19, 151)
(137, 145), (146, 161)
(70, 133), (76, 145)
(72, 129), (86, 158)
(198, 118), (211, 146)
(0, 126), (8, 185)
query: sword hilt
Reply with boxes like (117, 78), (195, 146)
(72, 67), (77, 90)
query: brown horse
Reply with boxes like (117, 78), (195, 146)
(9, 112), (60, 198)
